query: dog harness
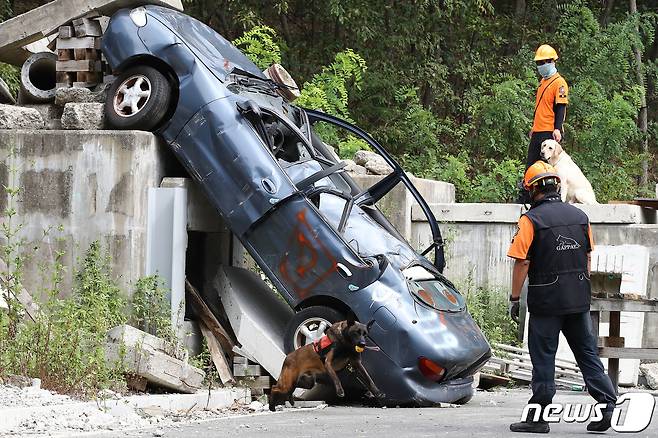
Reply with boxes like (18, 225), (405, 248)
(313, 335), (333, 360)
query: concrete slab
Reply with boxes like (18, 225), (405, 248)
(0, 0), (183, 66)
(214, 266), (294, 379)
(414, 203), (523, 223)
(574, 203), (655, 224)
(105, 341), (204, 393)
(146, 187), (188, 329)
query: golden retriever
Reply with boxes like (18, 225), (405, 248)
(540, 139), (598, 205)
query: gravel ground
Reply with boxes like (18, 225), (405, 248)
(0, 383), (268, 437)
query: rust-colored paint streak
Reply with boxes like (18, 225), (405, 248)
(444, 290), (458, 305)
(418, 289), (435, 307)
(438, 312), (446, 327)
(279, 208), (338, 299)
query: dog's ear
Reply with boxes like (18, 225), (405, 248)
(366, 319), (375, 331)
(346, 311), (356, 327)
(554, 141), (563, 156)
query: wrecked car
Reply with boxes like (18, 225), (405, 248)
(101, 5), (491, 405)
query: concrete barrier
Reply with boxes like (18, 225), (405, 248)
(0, 129), (174, 296)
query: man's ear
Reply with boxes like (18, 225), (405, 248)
(366, 319), (375, 331)
(346, 311), (356, 326)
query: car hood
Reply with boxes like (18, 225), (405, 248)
(144, 5), (265, 80)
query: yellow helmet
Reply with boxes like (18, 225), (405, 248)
(534, 44), (558, 61)
(523, 161), (560, 190)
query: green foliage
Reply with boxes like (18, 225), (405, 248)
(185, 0), (658, 202)
(460, 279), (519, 347)
(73, 241), (126, 334)
(131, 275), (175, 343)
(296, 49), (366, 121)
(0, 62), (19, 99)
(0, 239), (128, 396)
(232, 25), (281, 70)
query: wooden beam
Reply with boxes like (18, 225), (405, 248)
(56, 59), (101, 72)
(185, 279), (236, 353)
(598, 347), (658, 360)
(198, 322), (234, 385)
(591, 298), (658, 313)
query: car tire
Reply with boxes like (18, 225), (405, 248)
(284, 306), (345, 354)
(105, 65), (172, 131)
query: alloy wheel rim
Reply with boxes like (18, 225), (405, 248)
(293, 317), (331, 350)
(113, 74), (152, 117)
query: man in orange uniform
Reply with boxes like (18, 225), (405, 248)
(527, 44), (568, 168)
(507, 161), (617, 433)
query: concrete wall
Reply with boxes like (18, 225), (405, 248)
(0, 130), (175, 298)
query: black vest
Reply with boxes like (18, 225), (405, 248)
(524, 195), (591, 315)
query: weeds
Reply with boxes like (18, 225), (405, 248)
(458, 274), (519, 347)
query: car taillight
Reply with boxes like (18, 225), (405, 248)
(418, 357), (446, 382)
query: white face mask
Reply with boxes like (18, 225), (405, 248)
(537, 62), (557, 79)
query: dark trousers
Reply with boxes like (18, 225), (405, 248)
(526, 131), (553, 169)
(517, 131), (555, 203)
(527, 311), (617, 412)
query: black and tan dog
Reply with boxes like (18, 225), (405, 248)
(269, 314), (383, 411)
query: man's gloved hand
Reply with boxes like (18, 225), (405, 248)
(508, 296), (520, 323)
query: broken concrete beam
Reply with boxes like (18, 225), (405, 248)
(0, 104), (45, 129)
(107, 325), (181, 358)
(105, 343), (204, 393)
(20, 52), (57, 103)
(61, 102), (105, 129)
(0, 0), (184, 66)
(214, 266), (293, 379)
(105, 325), (204, 393)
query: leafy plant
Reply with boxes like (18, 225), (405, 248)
(131, 275), (175, 344)
(233, 25), (281, 70)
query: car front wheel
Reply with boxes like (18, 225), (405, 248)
(105, 65), (172, 131)
(284, 306), (345, 354)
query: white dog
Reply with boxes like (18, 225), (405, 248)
(540, 139), (598, 205)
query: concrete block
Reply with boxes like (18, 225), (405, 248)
(0, 0), (184, 66)
(233, 364), (265, 377)
(639, 363), (658, 390)
(574, 204), (653, 224)
(105, 334), (204, 393)
(107, 324), (179, 358)
(415, 203), (523, 223)
(55, 86), (94, 105)
(214, 266), (293, 379)
(343, 159), (366, 175)
(0, 130), (171, 296)
(22, 103), (63, 122)
(61, 102), (105, 129)
(0, 104), (44, 129)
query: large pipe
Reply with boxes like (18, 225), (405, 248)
(19, 52), (57, 103)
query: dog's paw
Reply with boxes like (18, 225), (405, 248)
(336, 388), (345, 398)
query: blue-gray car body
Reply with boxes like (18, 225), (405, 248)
(101, 5), (491, 405)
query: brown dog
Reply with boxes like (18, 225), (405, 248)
(269, 314), (383, 411)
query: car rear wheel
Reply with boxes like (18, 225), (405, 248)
(284, 306), (345, 354)
(105, 65), (172, 131)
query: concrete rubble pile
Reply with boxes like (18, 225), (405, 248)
(353, 149), (394, 175)
(0, 0), (183, 129)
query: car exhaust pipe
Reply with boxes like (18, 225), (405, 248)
(19, 52), (57, 103)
